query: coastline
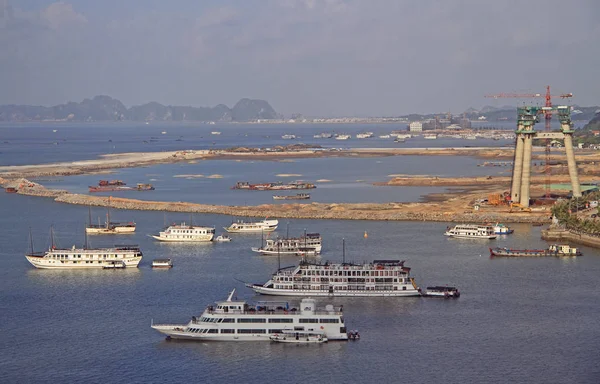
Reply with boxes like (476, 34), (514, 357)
(2, 146), (599, 224)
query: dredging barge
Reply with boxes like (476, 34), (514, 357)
(233, 181), (316, 191)
(489, 244), (582, 257)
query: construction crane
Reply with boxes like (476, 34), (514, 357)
(484, 86), (573, 198)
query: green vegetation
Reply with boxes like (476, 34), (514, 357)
(551, 191), (600, 235)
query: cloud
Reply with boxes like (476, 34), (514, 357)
(0, 0), (599, 116)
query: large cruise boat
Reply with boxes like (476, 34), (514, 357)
(247, 259), (421, 297)
(444, 224), (497, 239)
(224, 219), (278, 233)
(25, 228), (142, 269)
(151, 289), (349, 341)
(151, 222), (215, 242)
(251, 233), (322, 256)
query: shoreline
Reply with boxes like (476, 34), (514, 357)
(3, 146), (599, 225)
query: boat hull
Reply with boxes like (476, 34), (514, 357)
(445, 232), (497, 239)
(250, 285), (421, 297)
(489, 248), (582, 257)
(151, 325), (347, 341)
(224, 227), (277, 233)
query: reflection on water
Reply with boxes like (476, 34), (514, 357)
(26, 267), (142, 286)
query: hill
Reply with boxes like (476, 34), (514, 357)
(0, 96), (278, 122)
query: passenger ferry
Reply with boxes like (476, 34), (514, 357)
(224, 219), (278, 233)
(151, 289), (348, 341)
(151, 222), (215, 242)
(444, 224), (497, 239)
(25, 228), (142, 269)
(252, 233), (322, 256)
(247, 259), (421, 297)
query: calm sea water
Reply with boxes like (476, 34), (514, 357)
(1, 124), (599, 383)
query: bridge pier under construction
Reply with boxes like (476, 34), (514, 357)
(510, 105), (581, 208)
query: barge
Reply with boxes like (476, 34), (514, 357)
(489, 244), (582, 257)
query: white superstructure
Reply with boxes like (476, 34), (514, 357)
(252, 233), (322, 256)
(423, 134), (438, 139)
(248, 259), (421, 297)
(356, 132), (374, 139)
(26, 244), (142, 269)
(224, 219), (278, 233)
(335, 134), (351, 140)
(444, 224), (497, 239)
(152, 223), (215, 242)
(151, 289), (349, 341)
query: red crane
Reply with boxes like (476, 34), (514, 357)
(484, 86), (573, 198)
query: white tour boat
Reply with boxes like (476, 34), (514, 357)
(215, 235), (232, 242)
(152, 222), (215, 242)
(444, 224), (497, 239)
(152, 258), (173, 268)
(424, 286), (460, 298)
(25, 228), (142, 269)
(270, 330), (327, 344)
(252, 233), (322, 256)
(335, 134), (351, 140)
(247, 259), (421, 297)
(281, 134), (296, 140)
(492, 223), (514, 235)
(151, 289), (349, 341)
(86, 206), (136, 235)
(224, 219), (278, 233)
(356, 132), (374, 139)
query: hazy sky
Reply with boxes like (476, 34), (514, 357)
(1, 0), (599, 116)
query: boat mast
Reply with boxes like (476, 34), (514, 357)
(29, 227), (35, 254)
(107, 196), (111, 228)
(342, 238), (345, 264)
(88, 206), (92, 226)
(84, 225), (89, 249)
(277, 237), (281, 271)
(286, 222), (289, 238)
(50, 225), (55, 249)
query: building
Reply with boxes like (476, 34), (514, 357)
(409, 121), (423, 132)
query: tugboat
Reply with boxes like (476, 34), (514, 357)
(489, 244), (582, 257)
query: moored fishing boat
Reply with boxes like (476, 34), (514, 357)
(489, 244), (582, 257)
(151, 289), (349, 341)
(444, 224), (497, 239)
(247, 259), (420, 297)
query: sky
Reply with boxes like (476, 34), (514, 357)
(1, 0), (599, 117)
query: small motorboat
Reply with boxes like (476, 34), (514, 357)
(215, 235), (232, 242)
(270, 330), (327, 344)
(152, 258), (173, 268)
(347, 330), (360, 340)
(424, 286), (460, 298)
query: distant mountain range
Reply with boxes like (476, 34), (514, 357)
(0, 96), (279, 122)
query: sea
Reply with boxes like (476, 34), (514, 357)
(0, 123), (598, 383)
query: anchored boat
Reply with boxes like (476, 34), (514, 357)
(489, 244), (582, 257)
(151, 289), (349, 341)
(444, 224), (497, 239)
(252, 233), (322, 256)
(224, 219), (278, 233)
(152, 222), (215, 242)
(270, 330), (327, 344)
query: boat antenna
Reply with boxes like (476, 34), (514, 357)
(84, 224), (89, 250)
(286, 222), (289, 238)
(261, 228), (264, 249)
(88, 206), (92, 226)
(342, 237), (345, 264)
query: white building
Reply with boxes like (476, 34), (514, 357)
(409, 121), (423, 132)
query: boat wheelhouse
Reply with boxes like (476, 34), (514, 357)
(151, 289), (348, 341)
(224, 219), (278, 233)
(252, 233), (322, 256)
(444, 224), (497, 239)
(247, 259), (421, 297)
(151, 223), (215, 242)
